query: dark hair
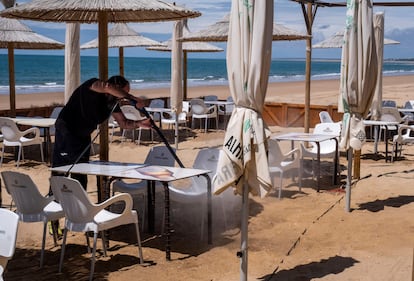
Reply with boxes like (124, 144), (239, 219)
(107, 75), (129, 88)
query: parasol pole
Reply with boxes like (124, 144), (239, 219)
(239, 181), (249, 281)
(7, 44), (16, 117)
(345, 147), (353, 212)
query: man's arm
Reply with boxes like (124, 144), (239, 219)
(89, 80), (145, 108)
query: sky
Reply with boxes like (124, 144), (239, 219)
(1, 0), (414, 59)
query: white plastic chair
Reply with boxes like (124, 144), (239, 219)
(148, 99), (165, 122)
(168, 148), (226, 239)
(41, 106), (62, 137)
(268, 139), (301, 199)
(0, 117), (44, 168)
(1, 171), (64, 268)
(319, 111), (334, 123)
(190, 99), (218, 133)
(50, 176), (143, 281)
(161, 111), (188, 130)
(108, 115), (119, 143)
(218, 96), (234, 127)
(112, 145), (176, 230)
(204, 95), (218, 102)
(392, 125), (414, 162)
(0, 208), (19, 278)
(120, 105), (152, 144)
(300, 122), (341, 181)
(379, 106), (408, 142)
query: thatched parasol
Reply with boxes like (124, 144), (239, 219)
(313, 30), (399, 48)
(0, 16), (64, 116)
(147, 20), (223, 100)
(80, 23), (163, 76)
(180, 13), (309, 42)
(0, 0), (201, 162)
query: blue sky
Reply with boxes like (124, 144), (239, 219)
(1, 0), (414, 59)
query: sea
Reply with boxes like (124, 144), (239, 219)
(1, 54), (414, 95)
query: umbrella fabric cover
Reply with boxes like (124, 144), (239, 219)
(339, 0), (378, 150)
(213, 0), (273, 198)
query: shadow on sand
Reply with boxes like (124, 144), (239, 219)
(259, 255), (359, 281)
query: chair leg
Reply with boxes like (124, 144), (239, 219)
(134, 222), (144, 264)
(39, 143), (44, 163)
(278, 172), (284, 199)
(89, 232), (98, 281)
(58, 228), (68, 273)
(0, 146), (4, 167)
(16, 146), (22, 168)
(40, 221), (47, 267)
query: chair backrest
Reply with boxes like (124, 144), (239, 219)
(0, 117), (21, 142)
(1, 171), (52, 216)
(381, 107), (403, 122)
(120, 105), (145, 122)
(144, 145), (176, 167)
(0, 208), (19, 269)
(313, 122), (341, 136)
(190, 99), (207, 115)
(50, 176), (97, 224)
(404, 101), (413, 109)
(382, 100), (397, 107)
(204, 95), (218, 102)
(191, 148), (220, 189)
(182, 101), (190, 113)
(312, 123), (341, 152)
(50, 106), (63, 118)
(149, 99), (165, 108)
(319, 111), (334, 123)
(267, 139), (285, 167)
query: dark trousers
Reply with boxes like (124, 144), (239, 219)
(49, 119), (91, 195)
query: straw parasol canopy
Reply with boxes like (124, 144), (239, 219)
(147, 20), (223, 100)
(180, 13), (309, 42)
(0, 0), (201, 167)
(81, 23), (163, 76)
(313, 30), (399, 48)
(0, 16), (64, 116)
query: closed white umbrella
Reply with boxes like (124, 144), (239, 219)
(0, 16), (64, 116)
(313, 29), (399, 49)
(147, 20), (223, 100)
(339, 0), (378, 212)
(181, 13), (309, 42)
(0, 0), (201, 161)
(81, 23), (163, 76)
(213, 0), (273, 280)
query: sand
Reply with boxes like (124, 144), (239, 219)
(1, 76), (414, 280)
(1, 75), (414, 110)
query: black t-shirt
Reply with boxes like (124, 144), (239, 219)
(58, 78), (120, 137)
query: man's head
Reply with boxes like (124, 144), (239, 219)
(107, 75), (130, 92)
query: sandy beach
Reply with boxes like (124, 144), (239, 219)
(1, 76), (414, 280)
(1, 75), (414, 110)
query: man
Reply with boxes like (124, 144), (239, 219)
(52, 75), (150, 188)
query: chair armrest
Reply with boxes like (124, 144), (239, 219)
(283, 148), (300, 160)
(21, 126), (41, 138)
(206, 105), (217, 114)
(97, 193), (134, 213)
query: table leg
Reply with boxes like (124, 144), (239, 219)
(333, 139), (339, 185)
(147, 180), (155, 234)
(374, 125), (379, 154)
(201, 174), (212, 245)
(385, 127), (389, 162)
(44, 127), (51, 164)
(317, 142), (321, 192)
(163, 182), (171, 261)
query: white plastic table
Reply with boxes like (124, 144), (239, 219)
(363, 120), (400, 162)
(272, 132), (339, 191)
(13, 117), (56, 162)
(50, 161), (211, 261)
